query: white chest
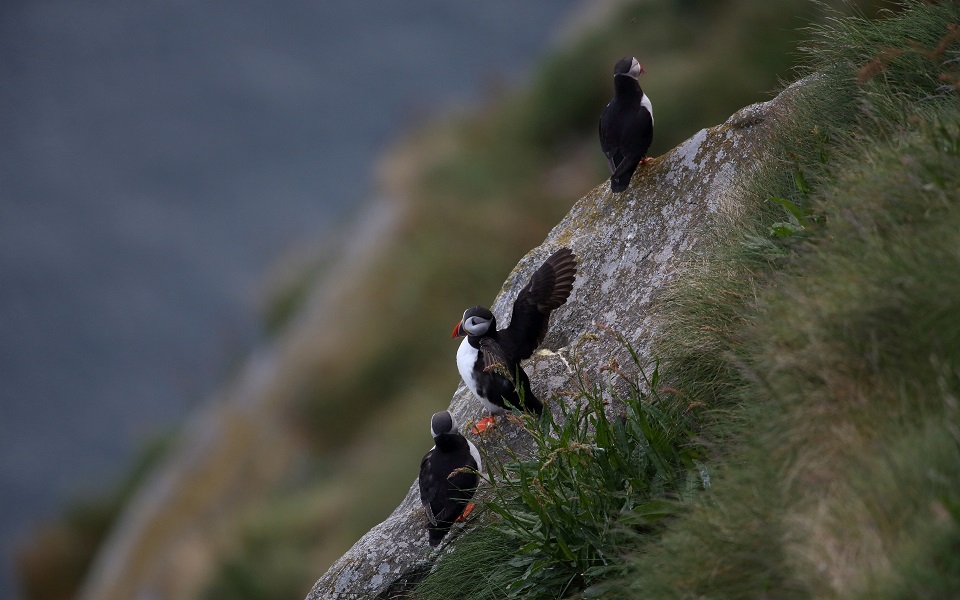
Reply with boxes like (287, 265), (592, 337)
(467, 439), (483, 472)
(641, 93), (654, 126)
(455, 338), (503, 414)
(456, 337), (481, 397)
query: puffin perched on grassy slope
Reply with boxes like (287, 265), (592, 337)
(599, 56), (654, 193)
(452, 248), (577, 433)
(418, 410), (481, 547)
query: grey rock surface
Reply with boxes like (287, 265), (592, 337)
(306, 84), (801, 599)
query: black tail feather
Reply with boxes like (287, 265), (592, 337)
(610, 160), (640, 192)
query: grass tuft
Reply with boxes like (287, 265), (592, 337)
(417, 334), (706, 599)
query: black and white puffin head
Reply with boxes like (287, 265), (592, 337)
(430, 410), (457, 438)
(614, 56), (644, 80)
(451, 306), (495, 338)
(429, 410), (482, 467)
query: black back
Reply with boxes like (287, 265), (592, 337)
(599, 60), (653, 192)
(418, 431), (479, 547)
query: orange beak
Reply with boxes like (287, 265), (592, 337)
(452, 320), (465, 339)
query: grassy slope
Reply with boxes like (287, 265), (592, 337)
(625, 4), (960, 596)
(416, 2), (960, 599)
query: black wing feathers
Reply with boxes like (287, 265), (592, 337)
(478, 337), (513, 382)
(418, 436), (479, 546)
(418, 453), (440, 525)
(505, 248), (577, 360)
(601, 108), (653, 192)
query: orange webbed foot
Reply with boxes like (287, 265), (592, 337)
(456, 503), (476, 523)
(471, 415), (496, 435)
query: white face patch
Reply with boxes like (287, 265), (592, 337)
(463, 316), (491, 336)
(629, 57), (642, 79)
(430, 411), (456, 438)
(641, 93), (654, 126)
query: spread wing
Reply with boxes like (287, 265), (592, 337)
(504, 248), (577, 360)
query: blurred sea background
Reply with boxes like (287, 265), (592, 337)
(0, 2), (583, 597)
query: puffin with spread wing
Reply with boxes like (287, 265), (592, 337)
(452, 248), (577, 432)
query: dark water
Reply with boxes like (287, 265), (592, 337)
(0, 1), (582, 595)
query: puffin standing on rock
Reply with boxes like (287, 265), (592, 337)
(452, 248), (577, 433)
(599, 56), (654, 193)
(419, 410), (482, 547)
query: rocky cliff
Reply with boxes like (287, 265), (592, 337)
(305, 81), (801, 599)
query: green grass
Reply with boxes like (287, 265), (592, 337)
(416, 335), (706, 600)
(411, 527), (525, 600)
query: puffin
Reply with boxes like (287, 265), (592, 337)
(452, 247), (577, 433)
(599, 56), (654, 193)
(418, 410), (482, 547)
